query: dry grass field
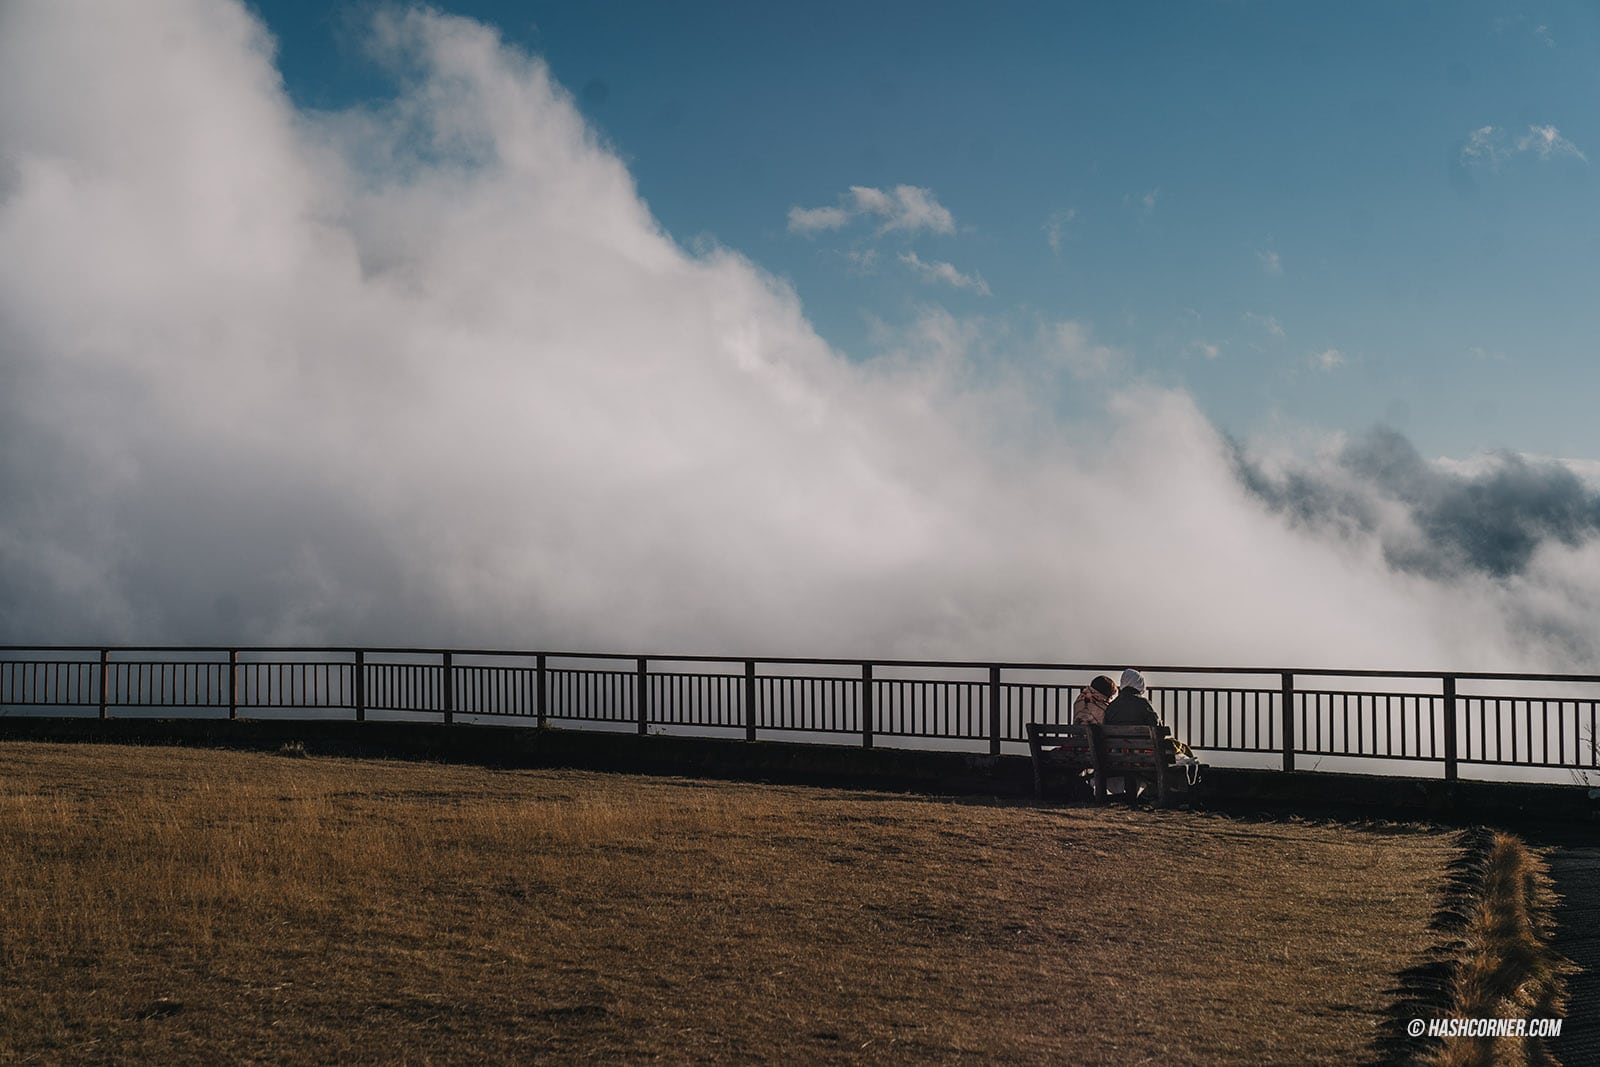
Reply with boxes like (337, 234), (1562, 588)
(0, 741), (1463, 1065)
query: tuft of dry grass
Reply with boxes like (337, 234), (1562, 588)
(1428, 833), (1575, 1067)
(0, 741), (1461, 1064)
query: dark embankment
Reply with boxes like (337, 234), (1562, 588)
(0, 716), (1595, 827)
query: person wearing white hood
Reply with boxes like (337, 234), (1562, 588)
(1103, 669), (1161, 798)
(1104, 668), (1160, 727)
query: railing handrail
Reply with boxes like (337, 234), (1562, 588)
(1, 645), (1597, 684)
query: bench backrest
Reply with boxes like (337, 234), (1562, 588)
(1026, 722), (1094, 762)
(1027, 722), (1168, 747)
(1026, 722), (1091, 745)
(1027, 721), (1170, 772)
(1093, 724), (1171, 772)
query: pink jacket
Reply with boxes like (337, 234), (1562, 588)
(1072, 685), (1111, 724)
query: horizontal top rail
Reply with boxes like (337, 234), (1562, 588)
(2, 646), (1598, 684)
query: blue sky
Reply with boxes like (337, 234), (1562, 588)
(254, 0), (1600, 460)
(9, 0), (1600, 666)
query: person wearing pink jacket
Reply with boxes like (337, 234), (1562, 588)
(1071, 674), (1118, 724)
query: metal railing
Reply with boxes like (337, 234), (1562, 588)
(2, 646), (1598, 783)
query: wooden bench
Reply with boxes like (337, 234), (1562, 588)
(1025, 722), (1098, 799)
(1027, 722), (1202, 807)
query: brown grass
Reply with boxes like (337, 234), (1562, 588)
(0, 741), (1460, 1065)
(1428, 833), (1574, 1067)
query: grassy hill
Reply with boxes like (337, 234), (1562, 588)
(1, 741), (1464, 1063)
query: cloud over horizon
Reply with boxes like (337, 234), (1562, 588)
(1235, 428), (1600, 582)
(4, 1), (1600, 673)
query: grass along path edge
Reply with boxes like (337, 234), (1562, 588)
(1379, 827), (1576, 1067)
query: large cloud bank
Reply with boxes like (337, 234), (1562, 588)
(2, 1), (1597, 671)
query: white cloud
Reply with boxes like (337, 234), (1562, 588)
(787, 183), (955, 236)
(1245, 311), (1285, 338)
(898, 251), (990, 295)
(786, 204), (851, 233)
(1189, 340), (1220, 360)
(1517, 124), (1586, 162)
(1461, 124), (1586, 165)
(1492, 14), (1558, 47)
(1128, 187), (1159, 215)
(2, 1), (1598, 672)
(1310, 348), (1345, 371)
(1040, 320), (1121, 380)
(868, 308), (1118, 388)
(1432, 452), (1595, 481)
(855, 185), (954, 234)
(1045, 207), (1075, 253)
(1448, 454), (1600, 491)
(844, 247), (878, 273)
(1461, 125), (1504, 164)
(1257, 250), (1282, 276)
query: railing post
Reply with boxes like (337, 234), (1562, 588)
(442, 651), (454, 725)
(637, 657), (649, 735)
(1280, 672), (1295, 772)
(536, 653), (547, 728)
(98, 648), (109, 720)
(989, 665), (1002, 756)
(354, 649), (366, 722)
(1443, 674), (1458, 782)
(861, 663), (874, 750)
(744, 659), (757, 742)
(228, 649), (239, 721)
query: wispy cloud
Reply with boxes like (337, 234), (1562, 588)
(1257, 249), (1282, 276)
(787, 205), (852, 233)
(844, 248), (879, 274)
(1518, 124), (1586, 162)
(1493, 14), (1556, 48)
(1189, 340), (1221, 360)
(1461, 125), (1504, 164)
(1244, 311), (1285, 338)
(1124, 187), (1160, 216)
(788, 184), (956, 236)
(1044, 207), (1075, 253)
(898, 251), (990, 295)
(1310, 348), (1345, 371)
(871, 309), (1120, 385)
(1041, 320), (1121, 380)
(1460, 124), (1586, 165)
(855, 185), (954, 234)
